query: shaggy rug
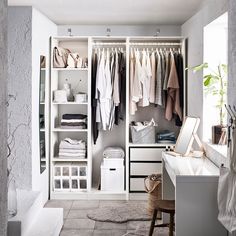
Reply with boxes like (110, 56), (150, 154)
(87, 203), (151, 223)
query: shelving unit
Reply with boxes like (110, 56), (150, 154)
(50, 36), (91, 198)
(48, 36), (186, 200)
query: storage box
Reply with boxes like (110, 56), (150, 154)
(101, 164), (124, 192)
(103, 158), (124, 167)
(130, 126), (155, 144)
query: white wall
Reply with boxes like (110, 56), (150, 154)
(8, 6), (57, 203)
(8, 6), (33, 189)
(181, 0), (228, 139)
(0, 0), (8, 234)
(32, 8), (57, 204)
(58, 24), (181, 37)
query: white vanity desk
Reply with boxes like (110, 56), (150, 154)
(162, 152), (227, 236)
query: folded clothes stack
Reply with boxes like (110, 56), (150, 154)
(157, 130), (176, 144)
(59, 138), (86, 159)
(61, 114), (87, 129)
(103, 147), (125, 159)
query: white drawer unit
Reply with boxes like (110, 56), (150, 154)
(130, 147), (165, 161)
(130, 162), (162, 176)
(129, 147), (165, 193)
(130, 178), (146, 192)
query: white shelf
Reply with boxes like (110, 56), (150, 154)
(52, 158), (88, 162)
(40, 128), (45, 132)
(129, 143), (175, 147)
(52, 68), (88, 71)
(53, 128), (88, 132)
(40, 102), (45, 105)
(52, 102), (88, 105)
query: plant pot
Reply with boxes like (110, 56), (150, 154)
(212, 125), (226, 145)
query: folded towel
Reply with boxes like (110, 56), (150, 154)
(61, 118), (87, 123)
(59, 149), (86, 153)
(103, 147), (125, 159)
(59, 152), (86, 157)
(59, 138), (86, 150)
(62, 114), (87, 120)
(61, 122), (87, 126)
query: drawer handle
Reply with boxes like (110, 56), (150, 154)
(109, 168), (116, 171)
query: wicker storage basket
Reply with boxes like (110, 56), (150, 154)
(144, 174), (162, 217)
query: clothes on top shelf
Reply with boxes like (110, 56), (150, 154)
(156, 130), (176, 144)
(103, 147), (125, 159)
(91, 48), (126, 144)
(58, 138), (86, 159)
(60, 114), (87, 129)
(129, 48), (183, 126)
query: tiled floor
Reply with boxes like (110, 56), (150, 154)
(45, 200), (154, 236)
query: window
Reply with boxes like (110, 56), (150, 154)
(203, 13), (228, 143)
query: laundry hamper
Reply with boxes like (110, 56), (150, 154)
(130, 125), (155, 144)
(144, 174), (162, 217)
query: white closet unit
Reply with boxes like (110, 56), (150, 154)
(49, 36), (186, 200)
(127, 37), (186, 198)
(50, 37), (92, 199)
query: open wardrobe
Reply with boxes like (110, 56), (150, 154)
(4, 0), (234, 236)
(49, 36), (186, 199)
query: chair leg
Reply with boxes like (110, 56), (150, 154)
(169, 213), (174, 236)
(149, 209), (158, 236)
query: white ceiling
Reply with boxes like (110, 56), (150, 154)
(8, 0), (207, 25)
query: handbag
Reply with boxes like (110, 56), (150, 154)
(53, 47), (70, 68)
(67, 53), (80, 68)
(218, 126), (236, 233)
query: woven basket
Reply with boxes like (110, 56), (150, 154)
(144, 174), (162, 217)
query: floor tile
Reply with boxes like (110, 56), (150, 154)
(60, 229), (93, 236)
(127, 220), (151, 230)
(99, 200), (127, 208)
(45, 200), (73, 210)
(64, 218), (95, 229)
(67, 209), (93, 219)
(63, 210), (69, 219)
(95, 221), (127, 230)
(93, 229), (127, 236)
(72, 200), (99, 209)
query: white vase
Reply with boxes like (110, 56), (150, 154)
(8, 178), (17, 218)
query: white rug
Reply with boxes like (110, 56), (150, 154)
(87, 203), (151, 223)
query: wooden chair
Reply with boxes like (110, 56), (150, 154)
(149, 200), (175, 236)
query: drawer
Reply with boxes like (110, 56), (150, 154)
(130, 162), (162, 176)
(130, 178), (146, 192)
(130, 148), (165, 161)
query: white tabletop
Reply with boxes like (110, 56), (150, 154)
(162, 152), (220, 186)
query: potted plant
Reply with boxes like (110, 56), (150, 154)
(188, 63), (227, 144)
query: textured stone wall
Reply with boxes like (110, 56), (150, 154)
(228, 0), (236, 107)
(8, 7), (32, 189)
(0, 0), (8, 235)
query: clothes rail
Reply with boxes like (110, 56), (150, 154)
(92, 42), (126, 46)
(130, 42), (181, 46)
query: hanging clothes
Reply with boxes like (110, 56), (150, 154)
(91, 52), (99, 144)
(129, 46), (184, 126)
(92, 47), (126, 141)
(149, 51), (156, 104)
(165, 52), (182, 121)
(129, 49), (138, 115)
(138, 50), (152, 107)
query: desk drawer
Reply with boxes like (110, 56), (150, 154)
(130, 178), (146, 192)
(130, 162), (162, 176)
(130, 148), (165, 161)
